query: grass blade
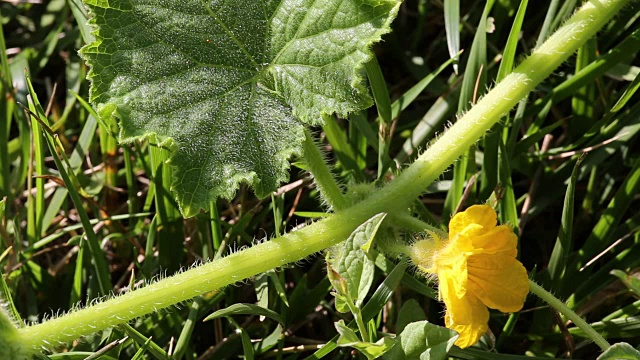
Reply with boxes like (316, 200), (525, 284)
(24, 76), (112, 296)
(547, 155), (583, 291)
(573, 156), (640, 272)
(444, 0), (494, 217)
(204, 303), (285, 324)
(444, 0), (460, 74)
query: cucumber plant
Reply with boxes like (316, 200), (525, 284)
(0, 0), (638, 358)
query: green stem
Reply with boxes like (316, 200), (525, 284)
(387, 213), (445, 238)
(99, 122), (118, 212)
(209, 200), (223, 257)
(302, 130), (348, 210)
(17, 212), (359, 350)
(123, 146), (136, 216)
(150, 137), (185, 272)
(529, 280), (610, 350)
(496, 312), (519, 348)
(13, 0), (628, 352)
(352, 307), (371, 343)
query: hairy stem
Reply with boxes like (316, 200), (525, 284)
(14, 0), (629, 352)
(529, 280), (610, 350)
(302, 130), (348, 210)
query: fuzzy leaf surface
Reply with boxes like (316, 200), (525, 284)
(384, 321), (458, 360)
(328, 213), (386, 308)
(81, 0), (399, 216)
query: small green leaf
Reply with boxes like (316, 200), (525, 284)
(329, 213), (387, 307)
(335, 320), (360, 343)
(336, 320), (396, 360)
(204, 303), (284, 324)
(255, 324), (283, 354)
(307, 261), (408, 359)
(81, 0), (400, 217)
(396, 299), (426, 334)
(383, 321), (458, 360)
(334, 293), (351, 313)
(597, 342), (640, 360)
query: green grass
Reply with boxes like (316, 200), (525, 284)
(1, 0), (640, 359)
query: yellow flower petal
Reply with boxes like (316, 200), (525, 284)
(467, 254), (529, 312)
(438, 267), (472, 324)
(470, 225), (518, 256)
(409, 204), (528, 349)
(449, 205), (497, 238)
(444, 293), (489, 348)
(436, 236), (474, 299)
(436, 233), (475, 267)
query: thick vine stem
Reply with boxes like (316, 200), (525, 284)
(15, 0), (629, 352)
(529, 280), (610, 350)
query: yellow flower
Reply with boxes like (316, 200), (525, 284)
(410, 205), (529, 348)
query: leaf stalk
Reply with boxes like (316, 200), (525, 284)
(302, 130), (348, 210)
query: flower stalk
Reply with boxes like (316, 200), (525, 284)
(528, 280), (610, 350)
(12, 0), (630, 353)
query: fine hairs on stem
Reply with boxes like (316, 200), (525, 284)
(8, 0), (631, 355)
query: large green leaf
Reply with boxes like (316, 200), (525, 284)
(81, 0), (400, 217)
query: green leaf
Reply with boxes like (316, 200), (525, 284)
(335, 320), (396, 360)
(255, 324), (283, 354)
(597, 342), (640, 360)
(306, 261), (407, 359)
(334, 293), (351, 313)
(396, 299), (426, 334)
(383, 321), (458, 360)
(328, 213), (387, 308)
(81, 0), (400, 217)
(335, 320), (360, 343)
(203, 303), (284, 324)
